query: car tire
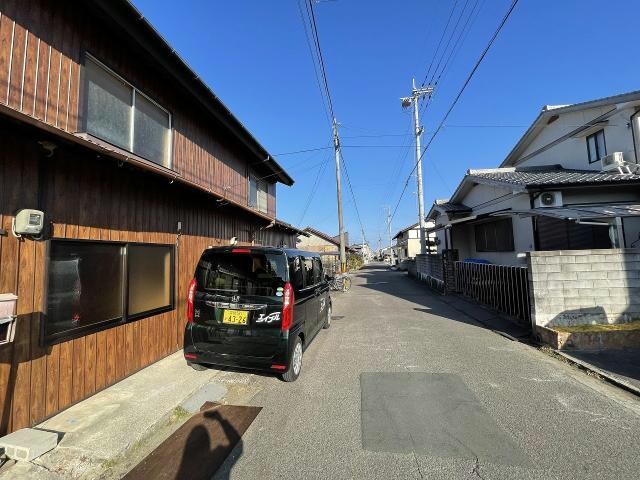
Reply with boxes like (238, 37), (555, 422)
(323, 304), (332, 329)
(281, 336), (303, 382)
(188, 361), (207, 371)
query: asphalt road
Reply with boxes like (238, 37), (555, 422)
(213, 264), (640, 480)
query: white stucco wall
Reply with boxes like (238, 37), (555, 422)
(517, 106), (638, 170)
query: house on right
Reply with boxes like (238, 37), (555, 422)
(425, 90), (640, 333)
(428, 90), (640, 266)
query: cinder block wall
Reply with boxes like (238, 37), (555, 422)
(416, 254), (443, 281)
(527, 249), (640, 327)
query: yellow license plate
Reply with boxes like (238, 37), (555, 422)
(222, 309), (248, 325)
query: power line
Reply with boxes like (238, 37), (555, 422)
(421, 0), (460, 87)
(297, 0), (332, 129)
(427, 0), (472, 88)
(433, 0), (483, 87)
(340, 151), (367, 243)
(391, 0), (520, 223)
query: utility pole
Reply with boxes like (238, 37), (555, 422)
(401, 79), (434, 255)
(333, 118), (346, 272)
(385, 205), (393, 265)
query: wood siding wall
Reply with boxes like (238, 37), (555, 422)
(0, 0), (276, 219)
(0, 123), (262, 435)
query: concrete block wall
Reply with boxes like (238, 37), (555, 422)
(416, 254), (443, 281)
(527, 248), (640, 327)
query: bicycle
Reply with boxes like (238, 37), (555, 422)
(328, 272), (352, 292)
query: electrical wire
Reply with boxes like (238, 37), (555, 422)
(421, 0), (461, 87)
(391, 0), (521, 223)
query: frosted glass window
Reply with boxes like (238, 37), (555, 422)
(249, 175), (268, 213)
(86, 58), (132, 150)
(84, 56), (172, 167)
(249, 177), (258, 208)
(134, 94), (170, 167)
(128, 245), (172, 316)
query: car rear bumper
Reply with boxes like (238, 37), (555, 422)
(183, 324), (290, 372)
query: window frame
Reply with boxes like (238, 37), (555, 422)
(474, 218), (515, 253)
(83, 53), (173, 169)
(42, 238), (175, 346)
(248, 173), (268, 213)
(586, 129), (607, 164)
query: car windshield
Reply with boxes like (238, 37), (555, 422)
(196, 251), (288, 296)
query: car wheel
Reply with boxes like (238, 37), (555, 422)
(282, 336), (303, 382)
(188, 362), (207, 371)
(323, 304), (332, 329)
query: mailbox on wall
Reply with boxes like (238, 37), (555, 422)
(0, 294), (18, 345)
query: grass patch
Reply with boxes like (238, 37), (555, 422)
(172, 406), (192, 421)
(552, 320), (640, 333)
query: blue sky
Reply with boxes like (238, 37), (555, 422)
(133, 0), (640, 248)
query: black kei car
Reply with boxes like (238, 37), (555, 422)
(183, 247), (332, 381)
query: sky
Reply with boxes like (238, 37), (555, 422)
(132, 0), (640, 249)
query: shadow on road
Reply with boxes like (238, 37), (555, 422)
(352, 265), (521, 334)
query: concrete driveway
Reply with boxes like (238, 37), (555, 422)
(214, 264), (640, 480)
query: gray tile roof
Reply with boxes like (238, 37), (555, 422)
(467, 168), (640, 188)
(434, 200), (471, 212)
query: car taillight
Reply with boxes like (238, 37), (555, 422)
(281, 282), (294, 332)
(187, 277), (197, 323)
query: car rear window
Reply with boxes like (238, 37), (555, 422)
(196, 251), (288, 296)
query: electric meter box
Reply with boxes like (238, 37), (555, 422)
(14, 209), (44, 236)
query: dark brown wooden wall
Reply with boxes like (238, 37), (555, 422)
(0, 0), (277, 219)
(0, 122), (262, 435)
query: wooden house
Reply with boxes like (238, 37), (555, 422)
(0, 0), (294, 434)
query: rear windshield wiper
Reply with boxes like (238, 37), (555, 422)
(203, 288), (239, 293)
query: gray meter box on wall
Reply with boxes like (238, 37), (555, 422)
(13, 209), (44, 236)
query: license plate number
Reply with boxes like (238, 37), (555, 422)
(222, 309), (248, 325)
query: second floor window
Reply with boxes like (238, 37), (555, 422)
(85, 56), (172, 168)
(586, 129), (606, 164)
(249, 175), (268, 213)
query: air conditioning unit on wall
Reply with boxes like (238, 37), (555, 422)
(601, 152), (624, 171)
(535, 191), (563, 208)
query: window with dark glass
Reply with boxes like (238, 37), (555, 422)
(288, 256), (304, 291)
(196, 251), (287, 296)
(474, 218), (515, 252)
(84, 56), (172, 167)
(303, 257), (315, 287)
(45, 240), (174, 342)
(313, 257), (323, 284)
(46, 241), (125, 339)
(586, 129), (606, 163)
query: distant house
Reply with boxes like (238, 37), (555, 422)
(297, 227), (353, 273)
(350, 242), (373, 262)
(428, 90), (640, 266)
(393, 221), (436, 264)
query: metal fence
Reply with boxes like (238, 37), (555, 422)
(454, 261), (531, 325)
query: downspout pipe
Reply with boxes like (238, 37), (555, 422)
(631, 108), (640, 164)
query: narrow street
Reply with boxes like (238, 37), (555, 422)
(214, 264), (640, 480)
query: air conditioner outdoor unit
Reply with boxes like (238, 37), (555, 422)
(535, 191), (563, 208)
(601, 152), (624, 171)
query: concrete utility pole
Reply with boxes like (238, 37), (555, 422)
(401, 79), (434, 255)
(333, 118), (347, 272)
(385, 205), (393, 265)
